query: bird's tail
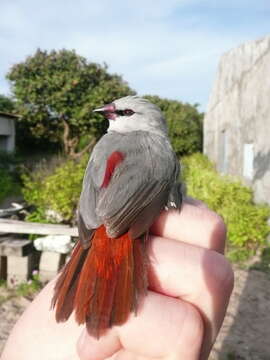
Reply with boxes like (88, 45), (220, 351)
(52, 226), (148, 338)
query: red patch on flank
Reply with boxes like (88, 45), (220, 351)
(101, 151), (125, 188)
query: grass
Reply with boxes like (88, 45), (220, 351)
(0, 272), (43, 304)
(15, 272), (43, 299)
(250, 247), (270, 273)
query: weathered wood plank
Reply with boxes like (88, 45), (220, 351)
(0, 203), (25, 218)
(0, 219), (78, 237)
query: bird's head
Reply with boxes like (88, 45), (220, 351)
(93, 96), (168, 136)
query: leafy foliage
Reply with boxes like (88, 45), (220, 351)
(22, 152), (270, 262)
(0, 94), (15, 113)
(0, 152), (21, 203)
(0, 169), (14, 203)
(0, 151), (21, 203)
(0, 150), (18, 169)
(22, 155), (88, 222)
(144, 95), (203, 156)
(7, 49), (135, 157)
(182, 153), (270, 261)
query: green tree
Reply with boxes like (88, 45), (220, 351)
(144, 95), (203, 156)
(7, 49), (135, 158)
(0, 94), (15, 113)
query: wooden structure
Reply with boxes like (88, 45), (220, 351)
(0, 219), (78, 286)
(0, 219), (78, 237)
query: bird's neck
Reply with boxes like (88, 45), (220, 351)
(107, 121), (168, 138)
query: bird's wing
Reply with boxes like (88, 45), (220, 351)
(93, 131), (180, 239)
(78, 132), (125, 247)
(77, 156), (100, 248)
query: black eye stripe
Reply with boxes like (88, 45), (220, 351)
(115, 110), (125, 116)
(116, 109), (134, 116)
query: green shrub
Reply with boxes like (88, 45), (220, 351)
(0, 169), (13, 202)
(23, 152), (270, 262)
(182, 153), (270, 261)
(0, 167), (21, 203)
(0, 151), (18, 169)
(144, 95), (203, 156)
(22, 155), (88, 222)
(0, 151), (22, 203)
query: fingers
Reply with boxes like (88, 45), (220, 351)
(78, 232), (233, 360)
(77, 291), (203, 360)
(118, 292), (203, 359)
(3, 200), (231, 360)
(151, 201), (227, 253)
(149, 202), (232, 358)
(147, 235), (234, 360)
(77, 329), (121, 360)
(78, 203), (231, 360)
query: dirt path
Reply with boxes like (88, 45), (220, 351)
(1, 266), (270, 359)
(0, 288), (31, 355)
(211, 266), (270, 360)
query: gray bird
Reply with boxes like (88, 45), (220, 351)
(52, 96), (182, 338)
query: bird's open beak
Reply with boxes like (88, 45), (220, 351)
(93, 103), (116, 120)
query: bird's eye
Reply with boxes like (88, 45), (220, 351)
(115, 109), (135, 117)
(124, 109), (134, 116)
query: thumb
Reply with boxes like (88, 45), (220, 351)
(77, 328), (121, 360)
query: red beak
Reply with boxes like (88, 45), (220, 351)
(93, 103), (116, 120)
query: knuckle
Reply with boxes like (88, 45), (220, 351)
(180, 302), (204, 347)
(205, 250), (234, 295)
(207, 211), (227, 253)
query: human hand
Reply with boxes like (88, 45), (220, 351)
(1, 199), (233, 360)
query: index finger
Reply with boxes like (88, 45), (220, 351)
(150, 201), (226, 253)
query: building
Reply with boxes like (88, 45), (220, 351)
(204, 36), (270, 205)
(0, 112), (17, 153)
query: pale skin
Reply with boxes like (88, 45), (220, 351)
(1, 199), (234, 360)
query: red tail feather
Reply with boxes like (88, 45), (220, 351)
(52, 226), (148, 338)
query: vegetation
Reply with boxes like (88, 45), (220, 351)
(144, 95), (203, 156)
(5, 48), (268, 264)
(0, 94), (15, 113)
(7, 49), (134, 158)
(0, 167), (21, 203)
(15, 271), (42, 298)
(22, 152), (270, 262)
(182, 153), (270, 261)
(22, 155), (88, 222)
(0, 169), (13, 203)
(251, 247), (270, 273)
(0, 151), (22, 203)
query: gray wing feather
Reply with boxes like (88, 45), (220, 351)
(79, 159), (100, 228)
(129, 183), (171, 239)
(95, 131), (180, 238)
(78, 131), (181, 243)
(77, 133), (124, 246)
(77, 212), (95, 249)
(102, 181), (169, 238)
(77, 155), (102, 248)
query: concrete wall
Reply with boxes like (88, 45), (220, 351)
(0, 114), (15, 152)
(204, 36), (270, 205)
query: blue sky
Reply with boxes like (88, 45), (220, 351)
(0, 0), (269, 110)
